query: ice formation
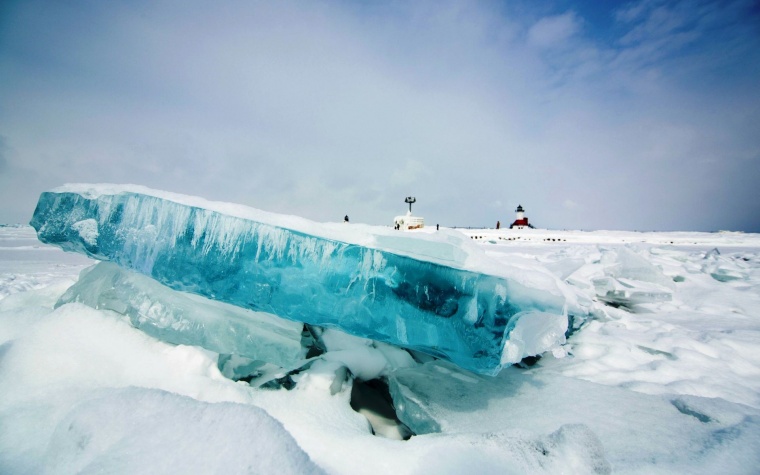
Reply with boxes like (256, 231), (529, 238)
(30, 185), (567, 374)
(556, 246), (675, 310)
(592, 247), (674, 308)
(57, 262), (306, 368)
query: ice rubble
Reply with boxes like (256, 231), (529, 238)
(387, 360), (760, 472)
(30, 185), (569, 374)
(702, 247), (751, 282)
(550, 246), (675, 310)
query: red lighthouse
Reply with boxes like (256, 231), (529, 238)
(510, 204), (533, 229)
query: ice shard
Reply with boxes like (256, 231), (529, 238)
(30, 184), (567, 375)
(57, 261), (306, 368)
(593, 248), (674, 309)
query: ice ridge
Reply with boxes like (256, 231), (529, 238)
(30, 186), (566, 374)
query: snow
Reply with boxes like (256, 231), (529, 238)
(2, 219), (760, 473)
(389, 361), (760, 473)
(44, 387), (323, 475)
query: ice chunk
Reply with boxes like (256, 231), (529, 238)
(501, 311), (568, 365)
(31, 185), (567, 374)
(701, 249), (749, 282)
(592, 276), (673, 308)
(57, 262), (306, 368)
(601, 247), (674, 289)
(593, 247), (674, 308)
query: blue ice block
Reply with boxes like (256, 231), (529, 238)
(30, 185), (565, 374)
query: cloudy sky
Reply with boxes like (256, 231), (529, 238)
(1, 0), (759, 232)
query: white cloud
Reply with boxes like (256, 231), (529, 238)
(391, 160), (430, 188)
(527, 12), (582, 49)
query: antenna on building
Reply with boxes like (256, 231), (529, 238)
(405, 196), (416, 214)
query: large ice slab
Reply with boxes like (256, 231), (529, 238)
(30, 184), (567, 374)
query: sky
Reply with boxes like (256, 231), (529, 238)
(1, 0), (759, 232)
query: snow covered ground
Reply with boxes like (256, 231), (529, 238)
(1, 223), (760, 474)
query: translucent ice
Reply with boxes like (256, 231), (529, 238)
(601, 247), (674, 288)
(57, 262), (306, 368)
(30, 185), (567, 374)
(593, 247), (674, 308)
(592, 276), (673, 308)
(701, 248), (749, 282)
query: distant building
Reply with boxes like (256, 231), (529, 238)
(510, 204), (534, 229)
(393, 196), (424, 231)
(393, 211), (424, 231)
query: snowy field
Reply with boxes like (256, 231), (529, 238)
(2, 223), (760, 474)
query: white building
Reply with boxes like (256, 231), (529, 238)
(393, 211), (424, 231)
(393, 196), (424, 230)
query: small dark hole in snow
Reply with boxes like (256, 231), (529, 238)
(302, 325), (325, 359)
(350, 379), (415, 440)
(516, 355), (541, 368)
